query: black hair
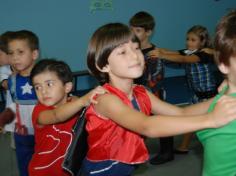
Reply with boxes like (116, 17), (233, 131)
(30, 58), (73, 84)
(0, 31), (13, 53)
(8, 30), (39, 51)
(129, 11), (155, 31)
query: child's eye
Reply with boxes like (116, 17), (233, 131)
(118, 50), (126, 55)
(8, 51), (13, 55)
(135, 45), (140, 50)
(34, 85), (42, 91)
(47, 82), (54, 87)
(18, 50), (24, 55)
(132, 43), (140, 50)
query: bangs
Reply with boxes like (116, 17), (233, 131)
(87, 23), (140, 84)
(100, 24), (139, 52)
(95, 23), (139, 66)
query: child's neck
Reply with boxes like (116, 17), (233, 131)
(109, 79), (134, 99)
(226, 81), (236, 95)
(140, 40), (152, 50)
(19, 64), (35, 77)
(53, 95), (68, 108)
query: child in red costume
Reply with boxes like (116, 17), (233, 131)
(28, 59), (105, 176)
(81, 23), (236, 176)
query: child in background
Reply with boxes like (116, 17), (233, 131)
(129, 11), (164, 96)
(6, 30), (39, 176)
(29, 59), (105, 176)
(197, 10), (236, 176)
(0, 31), (17, 151)
(129, 11), (173, 165)
(81, 22), (236, 176)
(149, 25), (218, 154)
(0, 31), (15, 132)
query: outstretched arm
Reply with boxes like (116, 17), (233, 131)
(37, 86), (106, 125)
(94, 92), (236, 138)
(148, 48), (200, 63)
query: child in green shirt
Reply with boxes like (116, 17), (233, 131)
(197, 10), (236, 176)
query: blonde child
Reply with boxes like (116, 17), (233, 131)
(80, 23), (236, 176)
(28, 59), (105, 176)
(196, 10), (236, 176)
(149, 25), (219, 154)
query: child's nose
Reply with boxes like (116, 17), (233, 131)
(11, 54), (21, 63)
(41, 87), (47, 94)
(130, 48), (139, 60)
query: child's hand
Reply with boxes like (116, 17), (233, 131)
(148, 48), (161, 58)
(201, 48), (215, 55)
(81, 86), (106, 106)
(0, 108), (15, 131)
(218, 79), (227, 93)
(210, 95), (236, 128)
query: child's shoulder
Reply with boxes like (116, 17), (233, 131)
(142, 44), (156, 55)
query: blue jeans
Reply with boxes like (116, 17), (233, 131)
(14, 133), (34, 176)
(81, 159), (135, 176)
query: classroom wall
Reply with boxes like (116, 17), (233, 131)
(1, 0), (235, 89)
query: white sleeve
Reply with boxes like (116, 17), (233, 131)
(0, 65), (12, 82)
(7, 102), (16, 113)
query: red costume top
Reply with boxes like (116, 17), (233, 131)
(29, 103), (77, 176)
(86, 83), (152, 164)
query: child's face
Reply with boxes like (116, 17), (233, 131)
(33, 71), (72, 107)
(130, 26), (151, 44)
(8, 39), (38, 75)
(0, 49), (10, 66)
(186, 32), (202, 51)
(104, 40), (144, 82)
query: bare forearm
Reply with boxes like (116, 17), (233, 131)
(160, 53), (187, 63)
(181, 99), (212, 115)
(38, 97), (87, 125)
(142, 114), (212, 137)
(53, 98), (86, 121)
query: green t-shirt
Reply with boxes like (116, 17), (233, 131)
(197, 87), (236, 176)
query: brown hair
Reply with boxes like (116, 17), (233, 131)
(87, 23), (139, 84)
(129, 11), (155, 31)
(214, 10), (236, 66)
(8, 30), (39, 51)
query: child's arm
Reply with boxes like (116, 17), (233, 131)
(37, 86), (106, 125)
(148, 91), (212, 116)
(94, 92), (236, 138)
(201, 48), (215, 55)
(148, 48), (200, 63)
(0, 108), (15, 132)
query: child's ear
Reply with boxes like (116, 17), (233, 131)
(146, 29), (153, 37)
(96, 64), (110, 73)
(218, 63), (229, 74)
(65, 82), (73, 93)
(32, 50), (39, 60)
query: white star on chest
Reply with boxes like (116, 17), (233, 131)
(21, 82), (33, 95)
